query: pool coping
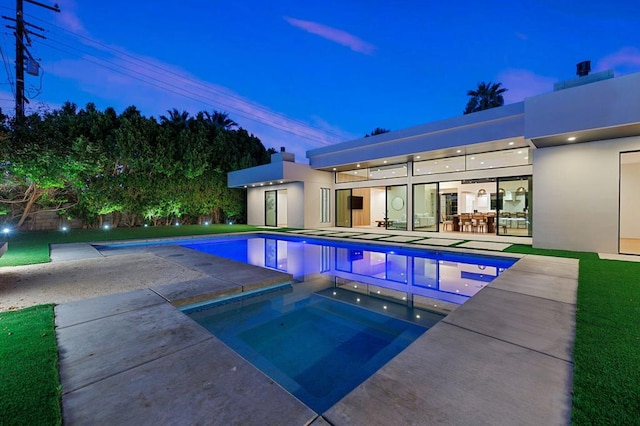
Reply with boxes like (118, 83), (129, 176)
(53, 233), (576, 425)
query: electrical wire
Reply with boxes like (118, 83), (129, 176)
(19, 11), (347, 145)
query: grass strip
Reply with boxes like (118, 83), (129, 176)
(506, 244), (640, 425)
(0, 224), (261, 266)
(0, 304), (61, 426)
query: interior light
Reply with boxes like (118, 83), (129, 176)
(243, 185), (247, 188)
(567, 137), (577, 141)
(260, 183), (264, 186)
(279, 181), (283, 183)
(377, 290), (381, 294)
(251, 184), (255, 187)
(354, 285), (358, 289)
(356, 298), (360, 302)
(383, 305), (387, 310)
(333, 291), (337, 295)
(269, 182), (273, 185)
(416, 314), (421, 319)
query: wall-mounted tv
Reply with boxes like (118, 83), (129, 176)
(349, 195), (364, 210)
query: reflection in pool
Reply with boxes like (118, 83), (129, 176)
(182, 234), (516, 313)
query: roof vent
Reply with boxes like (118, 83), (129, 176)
(576, 60), (591, 77)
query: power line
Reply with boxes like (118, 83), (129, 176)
(22, 12), (345, 144)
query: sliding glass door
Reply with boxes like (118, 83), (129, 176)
(265, 190), (277, 227)
(386, 185), (407, 230)
(413, 183), (438, 232)
(336, 189), (352, 228)
(496, 176), (532, 236)
(620, 151), (640, 255)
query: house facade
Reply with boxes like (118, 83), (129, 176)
(228, 71), (640, 255)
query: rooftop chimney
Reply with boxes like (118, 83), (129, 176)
(576, 60), (591, 77)
(280, 146), (286, 152)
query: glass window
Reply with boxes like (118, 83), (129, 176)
(368, 163), (408, 180)
(336, 169), (368, 183)
(320, 188), (330, 223)
(414, 156), (465, 176)
(466, 148), (531, 171)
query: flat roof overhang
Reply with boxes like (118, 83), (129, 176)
(307, 103), (527, 171)
(227, 161), (316, 188)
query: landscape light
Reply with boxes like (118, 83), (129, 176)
(144, 224), (148, 227)
(61, 226), (68, 232)
(103, 224), (110, 230)
(175, 222), (180, 226)
(2, 227), (9, 235)
(204, 221), (209, 225)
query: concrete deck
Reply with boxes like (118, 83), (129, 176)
(52, 234), (577, 425)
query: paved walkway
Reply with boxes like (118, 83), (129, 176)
(51, 233), (576, 425)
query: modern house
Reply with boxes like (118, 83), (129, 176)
(228, 70), (640, 255)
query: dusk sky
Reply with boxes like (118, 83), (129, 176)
(1, 0), (639, 162)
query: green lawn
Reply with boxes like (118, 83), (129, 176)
(0, 305), (61, 426)
(1, 233), (638, 424)
(506, 245), (640, 425)
(0, 224), (263, 266)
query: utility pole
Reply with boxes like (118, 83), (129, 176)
(15, 0), (24, 119)
(4, 0), (60, 119)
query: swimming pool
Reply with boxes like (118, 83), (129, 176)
(180, 234), (516, 310)
(98, 233), (516, 413)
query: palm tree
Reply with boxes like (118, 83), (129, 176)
(160, 108), (190, 127)
(463, 82), (507, 114)
(204, 110), (238, 130)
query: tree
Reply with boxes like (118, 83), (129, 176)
(463, 81), (507, 114)
(204, 111), (238, 130)
(364, 127), (390, 137)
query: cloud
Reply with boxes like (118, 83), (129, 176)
(54, 0), (89, 36)
(36, 10), (356, 163)
(497, 69), (557, 103)
(284, 16), (376, 55)
(595, 47), (640, 74)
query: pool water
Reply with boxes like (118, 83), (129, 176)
(99, 233), (516, 413)
(186, 283), (439, 413)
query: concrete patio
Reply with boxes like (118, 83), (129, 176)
(51, 234), (577, 425)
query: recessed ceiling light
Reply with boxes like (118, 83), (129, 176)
(332, 167), (336, 171)
(518, 150), (523, 154)
(383, 160), (387, 164)
(456, 150), (462, 153)
(508, 141), (514, 145)
(260, 183), (264, 186)
(243, 185), (247, 188)
(356, 164), (361, 167)
(480, 161), (485, 165)
(524, 156), (529, 160)
(269, 182), (273, 185)
(470, 157), (475, 160)
(279, 180), (283, 183)
(568, 137), (577, 141)
(416, 156), (421, 159)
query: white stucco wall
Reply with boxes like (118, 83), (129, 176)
(245, 167), (332, 228)
(533, 135), (640, 253)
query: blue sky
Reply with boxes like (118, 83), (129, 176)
(1, 0), (639, 162)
